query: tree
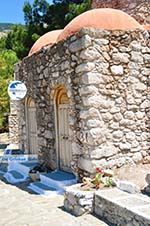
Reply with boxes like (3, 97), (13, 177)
(5, 25), (32, 59)
(23, 0), (91, 33)
(0, 50), (18, 130)
(3, 0), (92, 60)
(0, 0), (92, 131)
(23, 0), (50, 35)
(65, 0), (91, 22)
(45, 0), (69, 30)
(23, 1), (33, 26)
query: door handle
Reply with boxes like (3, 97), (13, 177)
(61, 135), (69, 139)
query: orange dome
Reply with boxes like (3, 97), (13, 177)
(143, 24), (150, 30)
(29, 30), (62, 56)
(57, 8), (143, 41)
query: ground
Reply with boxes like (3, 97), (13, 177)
(114, 163), (150, 190)
(0, 178), (111, 226)
(0, 133), (149, 225)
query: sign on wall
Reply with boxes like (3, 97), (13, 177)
(8, 80), (27, 100)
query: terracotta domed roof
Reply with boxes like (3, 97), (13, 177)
(57, 8), (143, 41)
(29, 30), (62, 56)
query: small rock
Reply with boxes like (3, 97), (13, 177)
(143, 156), (150, 164)
(44, 130), (53, 139)
(145, 174), (150, 185)
(131, 52), (143, 63)
(124, 111), (135, 120)
(119, 143), (131, 151)
(130, 41), (141, 51)
(76, 62), (95, 73)
(86, 119), (101, 128)
(112, 52), (130, 63)
(79, 85), (98, 96)
(113, 131), (123, 140)
(113, 113), (123, 122)
(133, 152), (142, 163)
(145, 185), (150, 194)
(117, 180), (140, 194)
(125, 132), (136, 142)
(73, 205), (86, 216)
(110, 65), (123, 76)
(82, 72), (103, 84)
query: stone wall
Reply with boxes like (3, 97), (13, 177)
(11, 28), (150, 176)
(95, 188), (150, 226)
(13, 39), (82, 172)
(64, 184), (94, 216)
(92, 0), (150, 24)
(75, 29), (150, 174)
(9, 100), (22, 146)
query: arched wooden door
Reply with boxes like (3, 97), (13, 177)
(56, 88), (72, 172)
(26, 99), (38, 155)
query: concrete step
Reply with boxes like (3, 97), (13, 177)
(8, 160), (38, 175)
(0, 170), (5, 176)
(28, 170), (77, 195)
(28, 181), (63, 196)
(4, 159), (38, 183)
(4, 170), (28, 184)
(40, 170), (77, 188)
(94, 188), (150, 226)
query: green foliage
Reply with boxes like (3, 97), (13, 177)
(0, 50), (18, 130)
(46, 0), (69, 30)
(103, 177), (113, 187)
(32, 33), (40, 42)
(0, 36), (7, 50)
(5, 25), (32, 59)
(23, 0), (50, 35)
(0, 0), (92, 131)
(66, 0), (91, 22)
(23, 0), (92, 43)
(23, 1), (33, 26)
(3, 0), (92, 59)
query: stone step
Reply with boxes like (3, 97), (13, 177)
(94, 188), (150, 226)
(28, 170), (77, 195)
(8, 160), (38, 176)
(28, 181), (63, 196)
(4, 159), (39, 183)
(4, 170), (28, 184)
(40, 170), (77, 188)
(0, 170), (5, 177)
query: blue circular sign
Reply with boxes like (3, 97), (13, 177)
(8, 81), (27, 100)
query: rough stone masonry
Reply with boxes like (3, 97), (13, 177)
(10, 28), (150, 177)
(92, 0), (150, 24)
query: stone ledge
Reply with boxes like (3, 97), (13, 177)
(94, 188), (150, 226)
(64, 184), (94, 216)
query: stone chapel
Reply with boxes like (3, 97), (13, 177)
(9, 3), (150, 177)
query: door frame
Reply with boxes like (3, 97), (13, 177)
(54, 86), (71, 172)
(25, 98), (38, 155)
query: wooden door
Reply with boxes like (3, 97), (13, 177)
(58, 103), (72, 172)
(27, 101), (38, 155)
